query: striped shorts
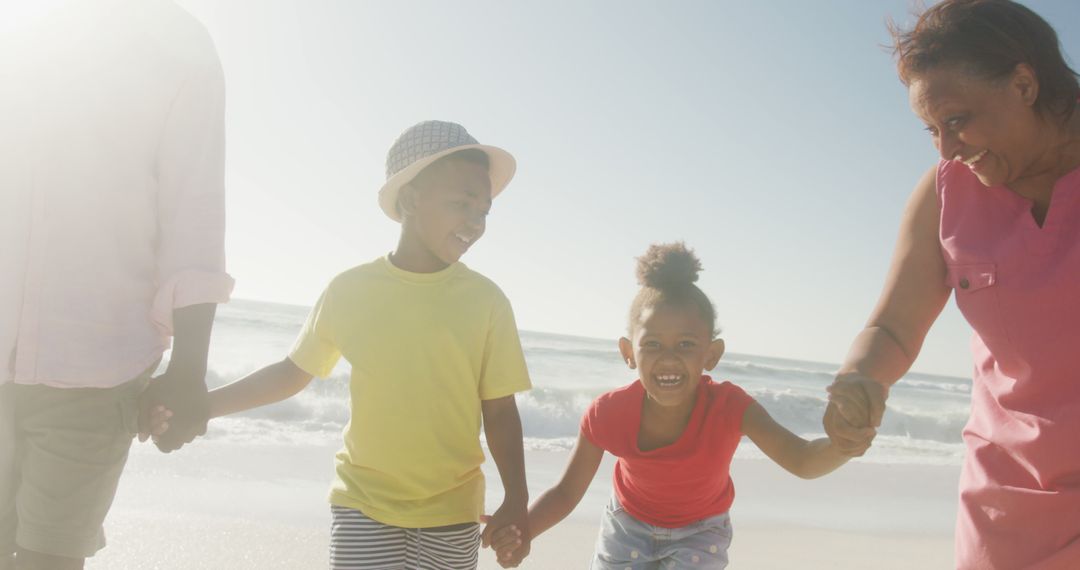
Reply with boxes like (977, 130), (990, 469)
(330, 505), (481, 570)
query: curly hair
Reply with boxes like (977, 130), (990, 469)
(628, 242), (718, 337)
(889, 0), (1079, 121)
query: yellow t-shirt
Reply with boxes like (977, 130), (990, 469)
(289, 257), (532, 528)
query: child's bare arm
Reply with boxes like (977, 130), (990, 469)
(742, 402), (872, 479)
(482, 395), (529, 506)
(488, 431), (604, 566)
(527, 432), (604, 538)
(481, 395), (530, 566)
(208, 357), (314, 418)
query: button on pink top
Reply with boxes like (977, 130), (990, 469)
(0, 1), (233, 389)
(937, 159), (1080, 569)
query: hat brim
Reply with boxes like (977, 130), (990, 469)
(377, 144), (517, 222)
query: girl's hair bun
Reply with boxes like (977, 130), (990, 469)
(635, 242), (702, 290)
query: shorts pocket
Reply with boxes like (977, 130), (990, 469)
(606, 495), (628, 519)
(117, 372), (152, 437)
(118, 396), (139, 437)
(697, 512), (732, 542)
(708, 518), (733, 542)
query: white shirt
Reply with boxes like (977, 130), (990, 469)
(0, 0), (233, 388)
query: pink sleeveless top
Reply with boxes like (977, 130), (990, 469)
(937, 159), (1080, 569)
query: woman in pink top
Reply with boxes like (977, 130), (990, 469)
(823, 1), (1080, 568)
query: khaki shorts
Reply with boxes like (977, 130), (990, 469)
(0, 368), (151, 559)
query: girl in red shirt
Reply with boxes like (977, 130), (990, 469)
(490, 242), (874, 568)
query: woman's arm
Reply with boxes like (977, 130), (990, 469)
(827, 166), (952, 442)
(208, 357), (314, 418)
(743, 402), (866, 479)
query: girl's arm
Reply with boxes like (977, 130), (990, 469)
(208, 357), (314, 418)
(527, 432), (605, 538)
(742, 402), (866, 479)
(490, 430), (605, 566)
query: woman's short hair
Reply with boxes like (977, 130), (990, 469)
(891, 0), (1079, 120)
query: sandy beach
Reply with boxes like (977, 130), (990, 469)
(87, 439), (958, 569)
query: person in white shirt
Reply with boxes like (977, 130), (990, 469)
(0, 1), (232, 567)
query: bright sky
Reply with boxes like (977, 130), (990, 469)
(166, 0), (1080, 378)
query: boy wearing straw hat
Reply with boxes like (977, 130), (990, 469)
(186, 121), (533, 569)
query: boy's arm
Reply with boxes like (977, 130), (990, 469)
(480, 396), (530, 559)
(742, 402), (872, 479)
(209, 357), (314, 418)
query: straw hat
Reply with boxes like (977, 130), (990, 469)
(377, 120), (516, 222)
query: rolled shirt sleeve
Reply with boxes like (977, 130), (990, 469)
(5, 1), (238, 387)
(151, 55), (233, 336)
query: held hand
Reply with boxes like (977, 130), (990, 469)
(827, 373), (888, 427)
(481, 518), (524, 568)
(824, 373), (887, 456)
(481, 501), (531, 568)
(136, 404), (174, 442)
(139, 369), (210, 453)
(823, 403), (877, 457)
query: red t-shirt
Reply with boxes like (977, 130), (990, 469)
(580, 375), (754, 528)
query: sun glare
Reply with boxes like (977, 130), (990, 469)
(0, 0), (69, 34)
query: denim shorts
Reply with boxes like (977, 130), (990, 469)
(592, 495), (733, 570)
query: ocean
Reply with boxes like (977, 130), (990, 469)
(197, 299), (971, 466)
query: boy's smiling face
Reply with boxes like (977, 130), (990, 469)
(397, 156), (492, 271)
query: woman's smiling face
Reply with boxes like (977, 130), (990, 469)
(909, 64), (1043, 189)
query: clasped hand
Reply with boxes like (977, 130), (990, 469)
(137, 368), (210, 453)
(823, 373), (887, 456)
